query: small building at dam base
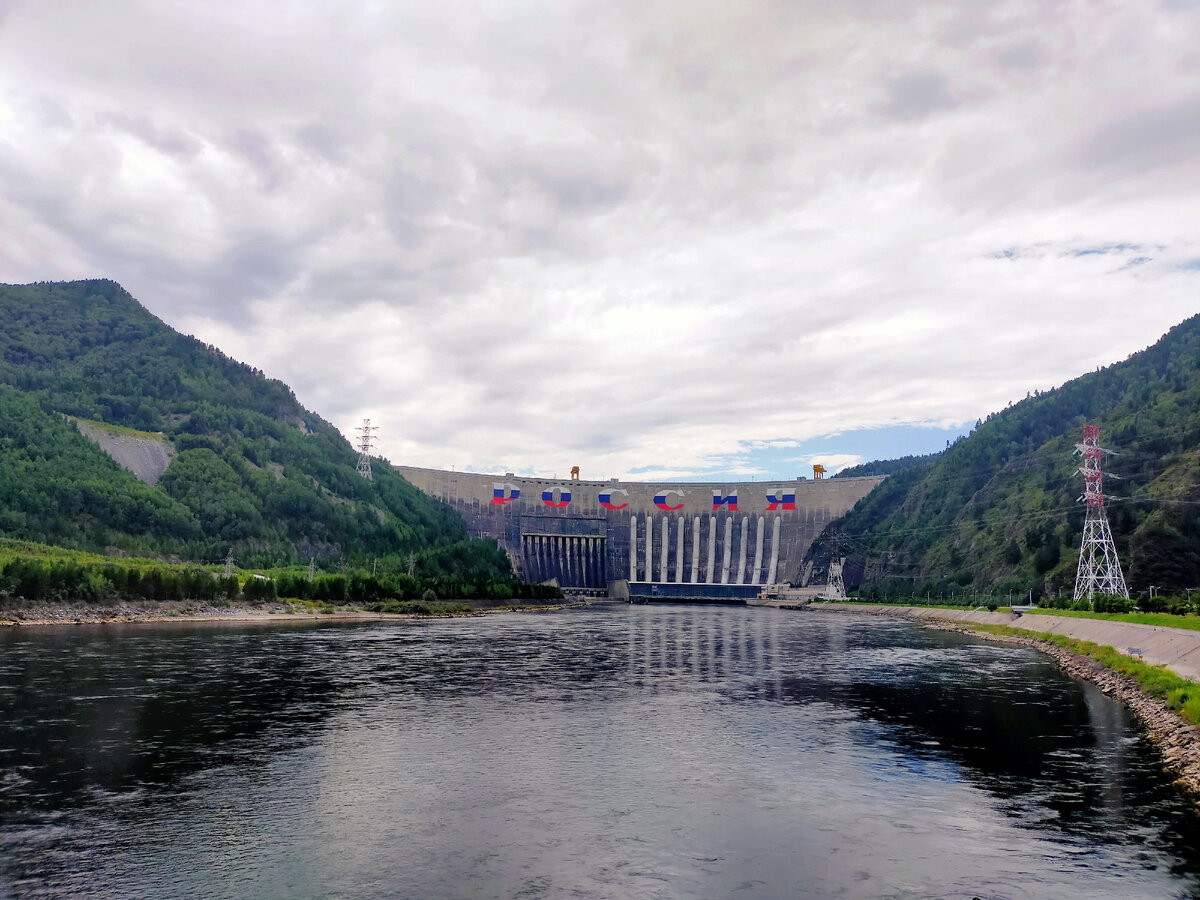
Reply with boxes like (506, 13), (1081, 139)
(396, 466), (885, 600)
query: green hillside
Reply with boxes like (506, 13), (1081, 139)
(0, 280), (509, 579)
(834, 454), (937, 479)
(817, 314), (1200, 603)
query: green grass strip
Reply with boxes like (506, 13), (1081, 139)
(0, 538), (225, 572)
(960, 623), (1200, 726)
(822, 599), (1200, 633)
(68, 416), (168, 440)
(1021, 607), (1200, 632)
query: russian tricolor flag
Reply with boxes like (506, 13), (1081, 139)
(765, 491), (796, 511)
(712, 491), (738, 511)
(599, 490), (629, 510)
(491, 483), (520, 505)
(542, 488), (571, 508)
(654, 490), (684, 511)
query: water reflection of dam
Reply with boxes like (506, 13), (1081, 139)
(396, 466), (884, 596)
(622, 606), (787, 699)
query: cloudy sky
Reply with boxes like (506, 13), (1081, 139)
(2, 1), (1198, 480)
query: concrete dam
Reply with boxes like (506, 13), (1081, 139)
(395, 467), (885, 599)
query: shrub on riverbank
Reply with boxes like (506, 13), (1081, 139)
(1035, 592), (1138, 614)
(368, 598), (473, 616)
(0, 557), (241, 604)
(852, 590), (1155, 617)
(0, 549), (562, 609)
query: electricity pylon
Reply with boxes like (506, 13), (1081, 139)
(355, 418), (377, 479)
(1073, 425), (1128, 600)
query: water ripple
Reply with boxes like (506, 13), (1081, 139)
(1, 607), (1199, 898)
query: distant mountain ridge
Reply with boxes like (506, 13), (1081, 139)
(810, 314), (1200, 601)
(833, 454), (937, 480)
(0, 280), (509, 578)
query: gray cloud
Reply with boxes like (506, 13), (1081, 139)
(994, 41), (1047, 71)
(1080, 96), (1200, 171)
(878, 71), (958, 121)
(0, 0), (1198, 478)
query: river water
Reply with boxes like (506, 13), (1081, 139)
(2, 605), (1200, 899)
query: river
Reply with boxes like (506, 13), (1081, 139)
(2, 605), (1199, 899)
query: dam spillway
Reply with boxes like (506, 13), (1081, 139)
(395, 466), (885, 598)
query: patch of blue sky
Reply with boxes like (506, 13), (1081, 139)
(647, 422), (972, 482)
(1119, 256), (1152, 268)
(1069, 243), (1143, 257)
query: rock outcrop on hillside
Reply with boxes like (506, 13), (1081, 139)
(73, 419), (175, 485)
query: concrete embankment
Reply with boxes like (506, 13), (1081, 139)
(818, 604), (1200, 680)
(814, 603), (1200, 800)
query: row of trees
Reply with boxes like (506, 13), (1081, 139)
(0, 556), (562, 608)
(846, 589), (1139, 614)
(0, 558), (239, 604)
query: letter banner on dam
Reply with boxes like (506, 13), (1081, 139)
(491, 483), (520, 504)
(599, 489), (629, 510)
(654, 489), (684, 511)
(394, 466), (886, 596)
(712, 491), (738, 511)
(542, 487), (572, 508)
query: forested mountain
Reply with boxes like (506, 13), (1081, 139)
(834, 454), (937, 479)
(813, 314), (1200, 602)
(0, 280), (509, 577)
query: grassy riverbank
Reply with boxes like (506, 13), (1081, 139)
(829, 598), (1200, 631)
(1020, 607), (1200, 632)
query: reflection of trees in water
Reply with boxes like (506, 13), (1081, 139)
(1083, 681), (1129, 809)
(618, 607), (1200, 865)
(844, 667), (1200, 863)
(0, 625), (346, 810)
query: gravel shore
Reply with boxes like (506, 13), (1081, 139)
(0, 598), (581, 626)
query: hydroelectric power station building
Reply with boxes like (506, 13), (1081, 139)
(395, 467), (884, 600)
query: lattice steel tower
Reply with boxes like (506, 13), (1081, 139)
(1073, 424), (1128, 600)
(355, 418), (377, 480)
(826, 556), (847, 600)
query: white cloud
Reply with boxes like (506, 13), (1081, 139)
(1, 1), (1198, 478)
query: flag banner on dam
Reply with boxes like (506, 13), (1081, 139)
(394, 466), (885, 595)
(493, 484), (822, 513)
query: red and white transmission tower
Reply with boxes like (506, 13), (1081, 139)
(355, 418), (377, 480)
(1073, 424), (1128, 600)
